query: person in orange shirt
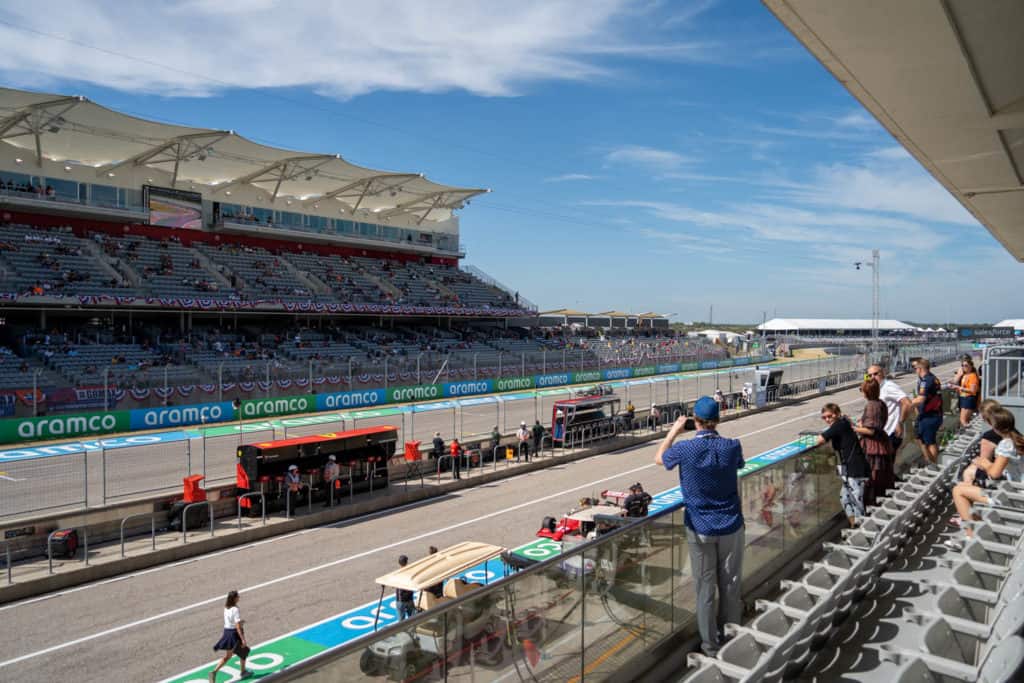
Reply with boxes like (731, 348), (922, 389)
(954, 357), (980, 428)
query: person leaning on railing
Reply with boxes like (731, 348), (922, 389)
(655, 396), (744, 657)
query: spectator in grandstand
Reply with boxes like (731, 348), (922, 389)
(951, 357), (980, 428)
(395, 555), (416, 620)
(867, 363), (912, 452)
(815, 403), (869, 527)
(854, 379), (894, 507)
(947, 407), (1024, 549)
(211, 590), (251, 681)
(532, 419), (544, 454)
(911, 358), (943, 464)
(655, 396), (744, 657)
(517, 421), (531, 462)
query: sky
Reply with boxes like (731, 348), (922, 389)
(0, 0), (1019, 324)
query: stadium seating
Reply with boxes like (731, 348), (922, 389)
(680, 419), (1024, 683)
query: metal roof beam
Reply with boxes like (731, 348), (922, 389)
(213, 154), (337, 195)
(0, 96), (85, 167)
(98, 131), (233, 179)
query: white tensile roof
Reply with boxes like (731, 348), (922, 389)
(757, 318), (918, 331)
(995, 319), (1024, 329)
(0, 87), (487, 224)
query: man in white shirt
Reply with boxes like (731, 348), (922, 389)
(517, 421), (531, 462)
(868, 363), (913, 452)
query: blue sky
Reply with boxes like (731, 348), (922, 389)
(0, 0), (1018, 324)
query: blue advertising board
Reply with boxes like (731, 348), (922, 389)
(128, 401), (236, 430)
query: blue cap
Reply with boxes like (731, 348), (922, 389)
(693, 396), (720, 421)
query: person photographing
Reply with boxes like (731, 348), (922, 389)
(655, 396), (744, 657)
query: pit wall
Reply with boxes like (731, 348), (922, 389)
(0, 356), (774, 446)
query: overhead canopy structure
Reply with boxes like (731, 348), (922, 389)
(374, 542), (504, 591)
(757, 318), (918, 332)
(0, 87), (487, 224)
(763, 1), (1024, 260)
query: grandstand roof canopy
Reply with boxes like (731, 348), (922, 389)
(995, 319), (1024, 330)
(0, 87), (487, 223)
(757, 318), (917, 332)
(764, 1), (1024, 261)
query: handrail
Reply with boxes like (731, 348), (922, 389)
(286, 483), (311, 519)
(120, 512), (157, 558)
(327, 469), (355, 506)
(237, 492), (267, 529)
(182, 501), (214, 543)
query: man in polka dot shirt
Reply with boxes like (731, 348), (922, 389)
(656, 395), (745, 656)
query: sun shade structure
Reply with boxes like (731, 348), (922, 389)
(763, 1), (1024, 260)
(374, 542), (505, 591)
(0, 87), (487, 224)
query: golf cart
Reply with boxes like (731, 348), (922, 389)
(360, 542), (516, 680)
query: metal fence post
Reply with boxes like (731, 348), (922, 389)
(238, 492), (266, 529)
(186, 439), (192, 476)
(83, 451), (89, 510)
(101, 448), (108, 506)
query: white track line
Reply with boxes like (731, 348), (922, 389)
(0, 370), (926, 670)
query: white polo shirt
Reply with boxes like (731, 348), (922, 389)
(879, 379), (908, 436)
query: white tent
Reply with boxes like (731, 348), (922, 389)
(756, 318), (917, 332)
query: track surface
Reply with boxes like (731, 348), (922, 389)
(0, 364), (953, 682)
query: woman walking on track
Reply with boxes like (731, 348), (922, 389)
(211, 590), (251, 681)
(855, 379), (894, 507)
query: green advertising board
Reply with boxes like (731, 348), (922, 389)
(386, 384), (444, 403)
(240, 394), (316, 419)
(494, 376), (536, 392)
(0, 410), (131, 443)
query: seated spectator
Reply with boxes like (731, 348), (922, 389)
(948, 407), (1024, 549)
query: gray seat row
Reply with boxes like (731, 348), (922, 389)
(683, 417), (1024, 682)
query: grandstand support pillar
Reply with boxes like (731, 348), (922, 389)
(473, 353), (478, 380)
(32, 368), (42, 417)
(102, 367), (110, 411)
(542, 349), (547, 375)
(579, 349), (584, 373)
(384, 358), (389, 391)
(562, 348), (567, 373)
(218, 363), (224, 403)
(265, 361), (271, 397)
(164, 367), (169, 398)
(308, 360), (313, 390)
(416, 353), (424, 384)
(521, 353), (525, 377)
(348, 358), (354, 389)
(497, 353), (503, 379)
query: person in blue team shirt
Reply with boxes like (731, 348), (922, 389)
(655, 396), (745, 656)
(911, 358), (943, 464)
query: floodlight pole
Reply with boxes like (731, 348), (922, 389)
(854, 249), (881, 354)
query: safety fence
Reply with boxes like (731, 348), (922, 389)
(0, 347), (974, 522)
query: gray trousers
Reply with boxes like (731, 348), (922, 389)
(685, 525), (745, 655)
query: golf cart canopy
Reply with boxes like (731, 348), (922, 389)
(374, 541), (505, 592)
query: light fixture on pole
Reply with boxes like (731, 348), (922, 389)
(853, 249), (880, 353)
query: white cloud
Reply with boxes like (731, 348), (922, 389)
(604, 145), (693, 169)
(834, 110), (877, 130)
(0, 0), (717, 98)
(544, 173), (596, 182)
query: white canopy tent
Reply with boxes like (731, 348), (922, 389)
(0, 87), (487, 225)
(757, 318), (918, 333)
